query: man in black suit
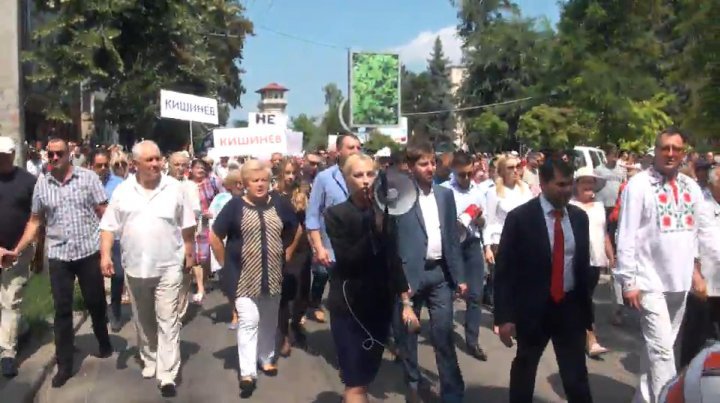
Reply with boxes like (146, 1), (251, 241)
(495, 158), (593, 403)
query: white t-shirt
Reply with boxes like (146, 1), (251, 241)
(483, 184), (533, 246)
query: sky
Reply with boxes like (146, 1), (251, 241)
(229, 0), (560, 124)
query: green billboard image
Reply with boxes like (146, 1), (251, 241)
(350, 52), (401, 127)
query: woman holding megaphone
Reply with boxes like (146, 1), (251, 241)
(324, 154), (417, 403)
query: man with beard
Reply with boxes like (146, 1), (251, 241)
(91, 149), (124, 331)
(306, 134), (361, 322)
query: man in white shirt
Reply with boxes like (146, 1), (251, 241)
(616, 128), (705, 403)
(442, 151), (488, 361)
(99, 141), (196, 398)
(167, 152), (201, 320)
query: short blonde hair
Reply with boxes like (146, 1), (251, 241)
(240, 159), (271, 182)
(341, 153), (376, 178)
(223, 169), (243, 189)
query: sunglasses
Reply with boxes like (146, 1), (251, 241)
(47, 151), (65, 159)
(94, 163), (109, 169)
(114, 161), (128, 167)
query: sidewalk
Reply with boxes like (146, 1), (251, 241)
(0, 312), (87, 403)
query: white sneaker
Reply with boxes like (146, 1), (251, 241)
(142, 366), (156, 379)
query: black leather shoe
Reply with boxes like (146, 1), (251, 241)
(96, 343), (113, 359)
(468, 344), (488, 361)
(51, 369), (73, 388)
(1, 357), (18, 378)
(240, 377), (256, 398)
(160, 383), (177, 398)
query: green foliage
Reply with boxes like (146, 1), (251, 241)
(425, 37), (455, 145)
(24, 0), (253, 147)
(465, 111), (508, 152)
(292, 113), (324, 151)
(622, 93), (675, 153)
(350, 53), (401, 126)
(515, 105), (598, 150)
(363, 130), (400, 154)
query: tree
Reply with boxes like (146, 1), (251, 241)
(319, 83), (348, 136)
(24, 0), (253, 147)
(515, 105), (597, 150)
(465, 111), (509, 152)
(291, 113), (324, 151)
(363, 130), (400, 154)
(401, 66), (431, 141)
(550, 0), (665, 145)
(456, 3), (553, 146)
(425, 37), (455, 146)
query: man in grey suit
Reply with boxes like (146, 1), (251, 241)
(395, 141), (466, 403)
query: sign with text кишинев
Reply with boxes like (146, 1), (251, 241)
(212, 127), (288, 158)
(160, 90), (219, 125)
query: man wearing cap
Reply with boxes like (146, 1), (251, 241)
(0, 137), (37, 377)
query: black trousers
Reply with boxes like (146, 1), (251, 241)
(510, 294), (592, 403)
(679, 294), (720, 368)
(49, 252), (110, 371)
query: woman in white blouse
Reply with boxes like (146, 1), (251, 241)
(483, 155), (532, 328)
(483, 155), (533, 264)
(570, 167), (615, 358)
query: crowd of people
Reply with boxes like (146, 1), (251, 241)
(0, 130), (718, 403)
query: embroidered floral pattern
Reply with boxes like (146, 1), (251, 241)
(652, 171), (696, 233)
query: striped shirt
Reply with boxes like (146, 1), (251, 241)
(32, 167), (108, 261)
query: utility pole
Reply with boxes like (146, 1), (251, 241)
(0, 0), (23, 166)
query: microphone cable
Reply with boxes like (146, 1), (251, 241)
(342, 279), (387, 351)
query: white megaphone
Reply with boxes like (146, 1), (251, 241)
(457, 204), (482, 243)
(373, 167), (419, 216)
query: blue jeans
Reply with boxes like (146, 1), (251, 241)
(395, 263), (464, 403)
(110, 241), (125, 319)
(462, 239), (486, 347)
(310, 263), (331, 308)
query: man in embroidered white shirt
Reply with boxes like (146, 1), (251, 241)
(99, 141), (196, 398)
(616, 128), (705, 403)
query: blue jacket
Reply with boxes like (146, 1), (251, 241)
(395, 184), (465, 292)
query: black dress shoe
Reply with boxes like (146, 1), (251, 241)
(468, 344), (488, 361)
(240, 377), (256, 398)
(51, 370), (73, 388)
(1, 357), (18, 378)
(96, 343), (113, 359)
(160, 383), (177, 398)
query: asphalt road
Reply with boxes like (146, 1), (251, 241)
(35, 275), (639, 402)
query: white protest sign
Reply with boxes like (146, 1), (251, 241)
(160, 90), (219, 125)
(248, 112), (288, 128)
(327, 135), (338, 152)
(286, 131), (304, 156)
(213, 126), (287, 158)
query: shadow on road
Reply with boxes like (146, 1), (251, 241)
(466, 384), (555, 403)
(547, 372), (635, 402)
(312, 390), (343, 402)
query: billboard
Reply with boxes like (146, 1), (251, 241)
(349, 52), (401, 127)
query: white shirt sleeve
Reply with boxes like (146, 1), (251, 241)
(99, 191), (122, 233)
(615, 179), (644, 291)
(179, 186), (198, 230)
(482, 188), (500, 245)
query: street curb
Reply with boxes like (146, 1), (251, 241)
(3, 311), (89, 403)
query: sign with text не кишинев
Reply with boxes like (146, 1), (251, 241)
(160, 90), (219, 125)
(212, 126), (288, 158)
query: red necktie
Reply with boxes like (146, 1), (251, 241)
(551, 210), (565, 303)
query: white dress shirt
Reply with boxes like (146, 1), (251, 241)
(441, 178), (486, 242)
(570, 200), (609, 268)
(615, 169), (704, 292)
(418, 188), (443, 260)
(483, 184), (533, 246)
(697, 194), (720, 296)
(539, 195), (576, 291)
(100, 175), (197, 278)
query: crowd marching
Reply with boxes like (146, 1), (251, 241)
(0, 129), (719, 402)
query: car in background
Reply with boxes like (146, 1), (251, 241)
(572, 146), (607, 170)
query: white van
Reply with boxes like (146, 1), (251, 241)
(572, 146), (607, 170)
